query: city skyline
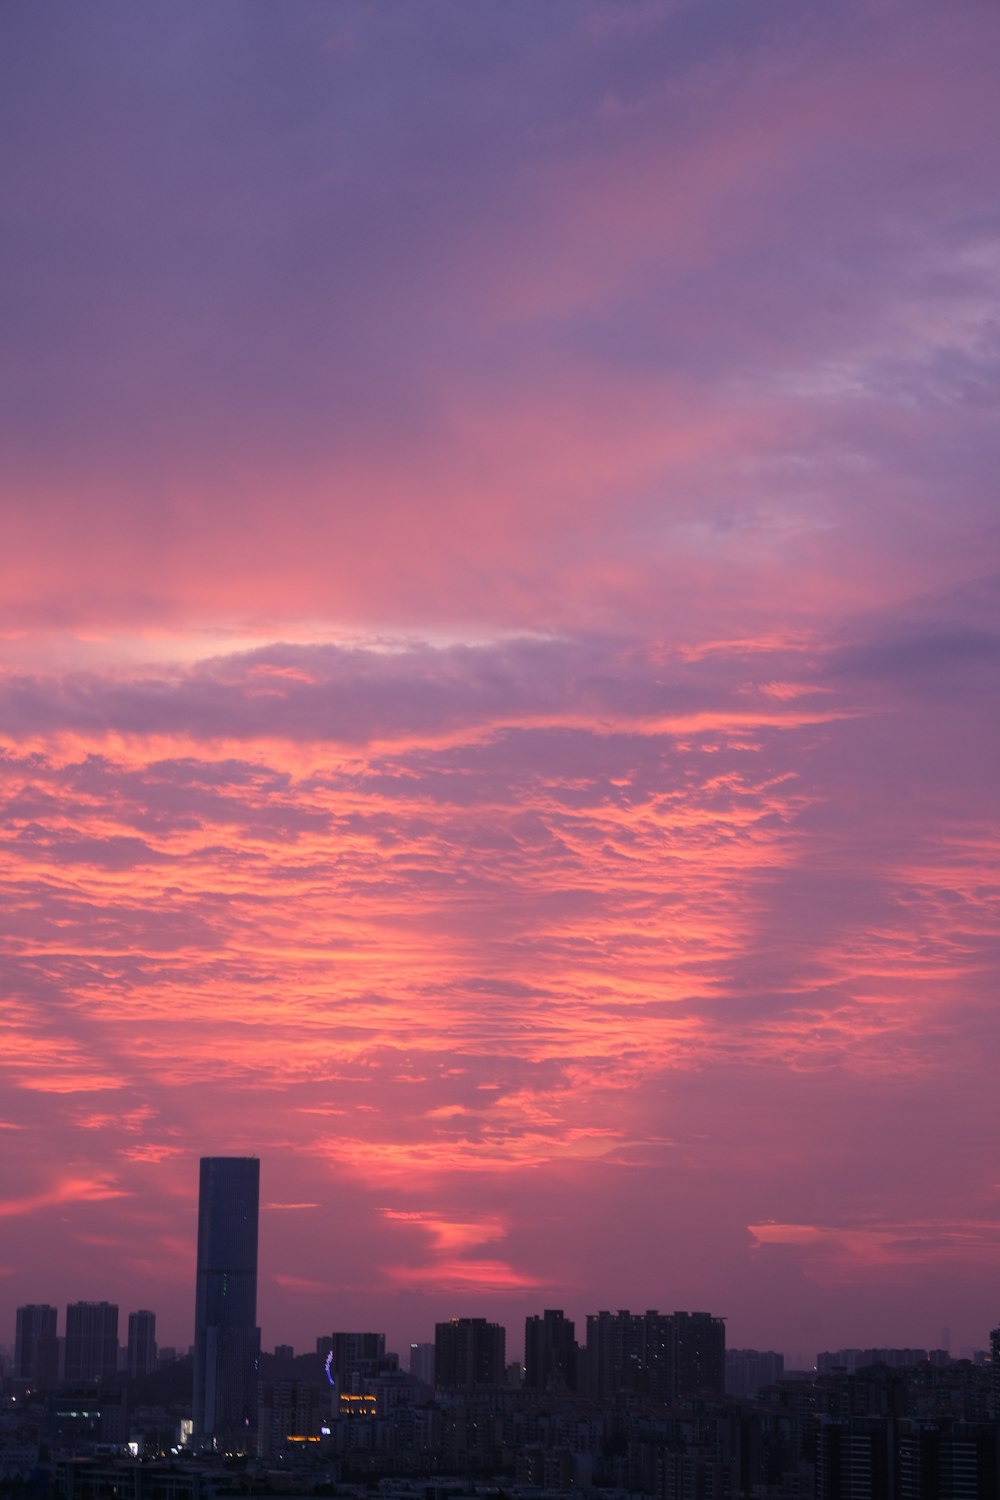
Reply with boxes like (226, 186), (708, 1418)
(8, 1288), (989, 1380)
(7, 1291), (997, 1489)
(2, 0), (999, 1368)
(3, 1164), (994, 1370)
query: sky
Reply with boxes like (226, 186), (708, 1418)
(1, 0), (999, 1369)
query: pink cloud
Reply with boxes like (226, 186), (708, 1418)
(0, 1176), (128, 1219)
(383, 1260), (547, 1293)
(749, 1220), (1000, 1286)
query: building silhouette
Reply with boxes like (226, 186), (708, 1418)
(434, 1317), (505, 1389)
(316, 1331), (390, 1393)
(583, 1309), (669, 1399)
(14, 1304), (59, 1386)
(725, 1346), (784, 1399)
(258, 1379), (326, 1459)
(64, 1302), (118, 1382)
(674, 1309), (726, 1398)
(581, 1308), (725, 1401)
(524, 1309), (577, 1392)
(408, 1341), (435, 1386)
(192, 1156), (260, 1449)
(127, 1310), (157, 1378)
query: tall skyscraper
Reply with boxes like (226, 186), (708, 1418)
(127, 1309), (158, 1378)
(64, 1301), (119, 1382)
(192, 1156), (260, 1449)
(14, 1304), (58, 1386)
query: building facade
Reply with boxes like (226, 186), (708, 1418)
(582, 1308), (725, 1402)
(409, 1341), (435, 1387)
(674, 1309), (726, 1399)
(14, 1303), (59, 1386)
(192, 1156), (260, 1449)
(317, 1331), (392, 1393)
(524, 1309), (577, 1392)
(434, 1318), (506, 1389)
(64, 1302), (119, 1383)
(725, 1347), (784, 1400)
(127, 1310), (158, 1378)
(583, 1309), (670, 1400)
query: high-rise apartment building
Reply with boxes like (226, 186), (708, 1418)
(434, 1317), (505, 1389)
(258, 1379), (326, 1459)
(725, 1347), (784, 1400)
(409, 1341), (435, 1387)
(14, 1304), (59, 1386)
(192, 1156), (260, 1448)
(64, 1301), (119, 1382)
(127, 1309), (158, 1378)
(583, 1309), (661, 1399)
(582, 1308), (725, 1401)
(524, 1309), (577, 1392)
(674, 1310), (725, 1398)
(317, 1331), (394, 1394)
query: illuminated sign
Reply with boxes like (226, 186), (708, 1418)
(339, 1394), (377, 1415)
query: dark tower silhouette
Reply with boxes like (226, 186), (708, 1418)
(673, 1309), (725, 1398)
(127, 1309), (157, 1378)
(524, 1309), (577, 1392)
(583, 1310), (649, 1398)
(192, 1156), (260, 1449)
(582, 1308), (723, 1401)
(64, 1301), (118, 1382)
(15, 1304), (58, 1386)
(318, 1331), (391, 1393)
(434, 1317), (505, 1388)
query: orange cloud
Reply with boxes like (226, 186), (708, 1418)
(383, 1259), (547, 1293)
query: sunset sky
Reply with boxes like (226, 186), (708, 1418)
(2, 0), (999, 1368)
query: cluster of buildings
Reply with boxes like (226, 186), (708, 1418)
(15, 1304), (161, 1386)
(15, 1158), (727, 1453)
(5, 1158), (1000, 1497)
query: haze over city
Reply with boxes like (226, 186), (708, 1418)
(1, 0), (998, 1369)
